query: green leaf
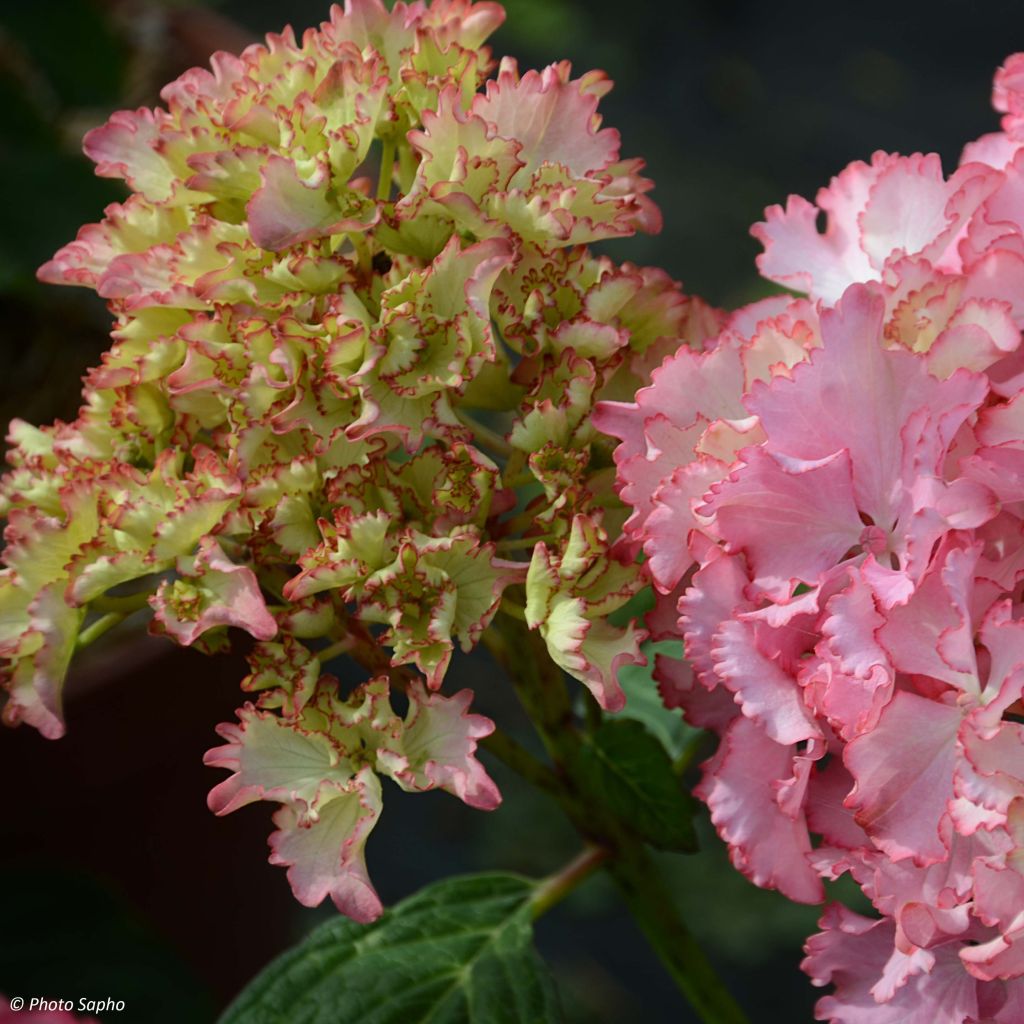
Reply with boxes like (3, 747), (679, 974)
(616, 640), (699, 758)
(218, 873), (563, 1024)
(576, 718), (697, 853)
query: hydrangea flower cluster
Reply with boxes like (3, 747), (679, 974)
(0, 0), (715, 922)
(598, 54), (1024, 1022)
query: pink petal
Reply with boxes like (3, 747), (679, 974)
(711, 617), (820, 745)
(247, 155), (375, 251)
(82, 107), (179, 202)
(877, 543), (980, 695)
(803, 905), (978, 1024)
(654, 650), (739, 732)
(269, 769), (383, 922)
(702, 446), (862, 595)
(697, 715), (823, 903)
(391, 682), (501, 811)
(747, 284), (987, 527)
(679, 548), (751, 687)
(474, 61), (620, 181)
(844, 690), (961, 865)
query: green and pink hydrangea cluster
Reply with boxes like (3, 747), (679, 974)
(0, 0), (716, 919)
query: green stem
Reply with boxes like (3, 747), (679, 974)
(503, 470), (536, 490)
(76, 611), (127, 650)
(530, 845), (608, 919)
(397, 139), (417, 193)
(494, 534), (557, 553)
(91, 591), (152, 614)
(350, 232), (371, 277)
(480, 730), (561, 798)
(502, 448), (527, 485)
(498, 599), (528, 622)
(500, 505), (555, 538)
(486, 616), (750, 1024)
(455, 410), (514, 458)
(606, 844), (748, 1024)
(377, 136), (396, 201)
(481, 625), (575, 770)
(316, 638), (352, 664)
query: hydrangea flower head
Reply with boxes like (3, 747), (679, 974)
(3, 0), (687, 920)
(602, 50), (1024, 1023)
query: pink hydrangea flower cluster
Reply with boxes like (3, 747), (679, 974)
(598, 54), (1024, 1022)
(0, 0), (714, 921)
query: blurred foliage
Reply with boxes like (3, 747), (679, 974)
(616, 640), (692, 756)
(0, 2), (125, 294)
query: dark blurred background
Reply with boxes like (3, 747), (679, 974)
(1, 1), (1022, 1020)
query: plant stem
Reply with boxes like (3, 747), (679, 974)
(76, 611), (126, 650)
(480, 730), (561, 798)
(455, 410), (514, 457)
(397, 140), (417, 193)
(498, 598), (528, 621)
(494, 534), (556, 553)
(377, 136), (395, 200)
(91, 591), (152, 614)
(480, 625), (574, 769)
(503, 470), (536, 490)
(317, 638), (352, 664)
(486, 615), (750, 1024)
(502, 448), (527, 484)
(606, 843), (748, 1024)
(530, 845), (608, 919)
(349, 231), (372, 277)
(499, 504), (553, 538)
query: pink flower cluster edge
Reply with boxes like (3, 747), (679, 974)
(598, 53), (1024, 1022)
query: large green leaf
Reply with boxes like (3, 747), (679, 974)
(575, 718), (697, 853)
(219, 874), (563, 1024)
